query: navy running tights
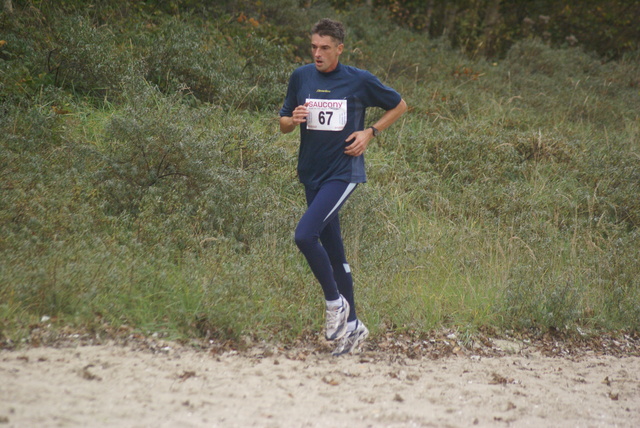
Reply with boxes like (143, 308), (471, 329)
(295, 180), (358, 322)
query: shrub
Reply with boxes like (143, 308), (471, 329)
(135, 16), (293, 110)
(43, 15), (144, 97)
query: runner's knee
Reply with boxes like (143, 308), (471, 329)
(294, 228), (317, 252)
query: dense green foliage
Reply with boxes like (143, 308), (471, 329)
(1, 1), (639, 345)
(332, 0), (640, 60)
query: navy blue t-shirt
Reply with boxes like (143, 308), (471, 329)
(280, 63), (402, 190)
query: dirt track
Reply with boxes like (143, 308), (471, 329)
(1, 336), (639, 428)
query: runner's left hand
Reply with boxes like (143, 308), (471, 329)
(344, 130), (373, 157)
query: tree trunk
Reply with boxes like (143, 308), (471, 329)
(3, 0), (13, 14)
(423, 0), (435, 35)
(480, 0), (501, 56)
(443, 4), (458, 38)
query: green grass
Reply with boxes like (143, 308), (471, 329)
(1, 2), (639, 346)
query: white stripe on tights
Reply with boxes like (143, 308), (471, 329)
(323, 182), (357, 222)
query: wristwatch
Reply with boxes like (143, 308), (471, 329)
(369, 126), (380, 137)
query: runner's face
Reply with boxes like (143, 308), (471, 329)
(311, 34), (343, 73)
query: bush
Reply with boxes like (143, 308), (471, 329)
(133, 16), (294, 110)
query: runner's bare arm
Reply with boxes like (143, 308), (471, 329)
(280, 104), (310, 134)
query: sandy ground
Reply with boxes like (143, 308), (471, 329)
(1, 337), (639, 428)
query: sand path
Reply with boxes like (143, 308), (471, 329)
(1, 338), (639, 427)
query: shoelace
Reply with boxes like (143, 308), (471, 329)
(326, 305), (345, 328)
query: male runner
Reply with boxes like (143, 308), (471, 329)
(279, 18), (407, 356)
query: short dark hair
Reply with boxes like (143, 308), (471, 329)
(311, 18), (345, 44)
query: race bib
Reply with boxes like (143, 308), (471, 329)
(305, 98), (347, 131)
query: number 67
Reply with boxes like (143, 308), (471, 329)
(318, 111), (333, 125)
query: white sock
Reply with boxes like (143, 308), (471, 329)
(347, 320), (358, 332)
(326, 297), (343, 309)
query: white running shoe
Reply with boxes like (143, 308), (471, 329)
(332, 320), (369, 356)
(325, 296), (350, 341)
